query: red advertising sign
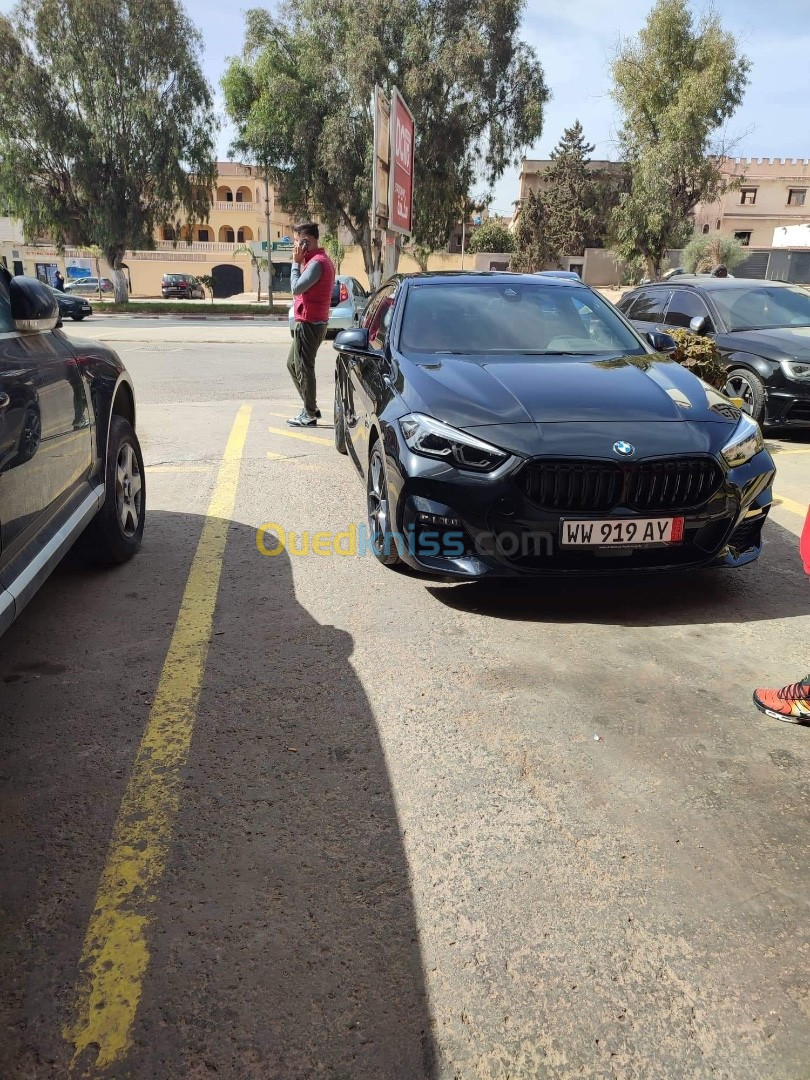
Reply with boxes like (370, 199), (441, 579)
(388, 88), (415, 236)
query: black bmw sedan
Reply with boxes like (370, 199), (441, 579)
(49, 285), (92, 321)
(333, 273), (775, 579)
(617, 276), (810, 428)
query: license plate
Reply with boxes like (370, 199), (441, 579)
(561, 516), (684, 547)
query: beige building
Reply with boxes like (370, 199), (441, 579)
(0, 163), (299, 298)
(691, 158), (810, 249)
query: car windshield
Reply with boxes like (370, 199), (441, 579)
(399, 281), (646, 355)
(164, 275), (186, 282)
(710, 285), (810, 331)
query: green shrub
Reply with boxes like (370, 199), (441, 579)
(668, 328), (726, 388)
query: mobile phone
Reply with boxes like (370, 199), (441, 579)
(300, 237), (309, 252)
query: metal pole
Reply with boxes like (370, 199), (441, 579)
(461, 216), (466, 270)
(264, 172), (273, 308)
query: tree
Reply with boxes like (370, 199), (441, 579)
(542, 121), (596, 259)
(0, 0), (217, 303)
(324, 234), (345, 274)
(510, 189), (555, 272)
(80, 244), (105, 302)
(222, 3), (548, 285)
(609, 0), (750, 279)
(467, 218), (515, 255)
(408, 243), (435, 273)
(682, 234), (747, 274)
(197, 273), (215, 305)
(232, 245), (270, 304)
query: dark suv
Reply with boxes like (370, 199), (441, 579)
(0, 270), (145, 636)
(161, 273), (205, 300)
(617, 276), (810, 428)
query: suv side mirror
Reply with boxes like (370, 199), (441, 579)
(645, 330), (677, 354)
(10, 276), (59, 332)
(334, 327), (370, 353)
(689, 315), (707, 334)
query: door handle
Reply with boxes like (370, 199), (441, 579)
(0, 393), (10, 410)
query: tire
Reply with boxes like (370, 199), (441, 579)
(367, 440), (400, 566)
(334, 380), (348, 455)
(71, 313), (86, 321)
(81, 415), (145, 565)
(724, 367), (766, 426)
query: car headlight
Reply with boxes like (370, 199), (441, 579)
(720, 412), (764, 468)
(780, 359), (810, 381)
(398, 413), (509, 471)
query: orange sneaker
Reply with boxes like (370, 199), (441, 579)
(753, 676), (810, 724)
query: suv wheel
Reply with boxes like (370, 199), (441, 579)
(81, 415), (145, 564)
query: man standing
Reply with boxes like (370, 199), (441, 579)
(286, 222), (335, 427)
(53, 269), (65, 291)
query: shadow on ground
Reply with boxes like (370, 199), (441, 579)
(428, 517), (808, 626)
(0, 512), (436, 1078)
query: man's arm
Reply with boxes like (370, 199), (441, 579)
(291, 260), (323, 295)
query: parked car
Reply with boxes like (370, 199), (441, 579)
(617, 276), (810, 427)
(49, 285), (92, 321)
(332, 271), (774, 579)
(0, 271), (145, 637)
(64, 276), (114, 295)
(161, 273), (206, 300)
(288, 275), (368, 337)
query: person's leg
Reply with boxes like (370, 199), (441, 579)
(299, 321), (327, 415)
(286, 323), (304, 404)
(753, 675), (810, 723)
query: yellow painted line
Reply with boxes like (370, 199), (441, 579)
(267, 425), (332, 446)
(773, 494), (807, 518)
(65, 404), (252, 1071)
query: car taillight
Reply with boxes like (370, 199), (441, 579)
(339, 282), (349, 303)
(178, 280), (187, 287)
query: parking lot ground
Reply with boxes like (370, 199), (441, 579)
(1, 335), (809, 1078)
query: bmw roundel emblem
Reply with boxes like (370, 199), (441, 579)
(613, 440), (635, 457)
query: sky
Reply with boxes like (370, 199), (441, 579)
(3, 0), (809, 219)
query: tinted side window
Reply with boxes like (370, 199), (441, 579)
(361, 284), (394, 333)
(0, 275), (14, 332)
(368, 288), (396, 351)
(664, 290), (714, 331)
(616, 292), (636, 314)
(627, 289), (670, 323)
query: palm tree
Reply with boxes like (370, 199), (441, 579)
(232, 245), (271, 304)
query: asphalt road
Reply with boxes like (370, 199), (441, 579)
(1, 322), (809, 1079)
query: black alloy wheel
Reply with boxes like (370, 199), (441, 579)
(367, 440), (400, 566)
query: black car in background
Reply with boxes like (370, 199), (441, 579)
(161, 273), (205, 300)
(0, 271), (145, 636)
(49, 285), (92, 321)
(617, 277), (810, 428)
(332, 272), (775, 580)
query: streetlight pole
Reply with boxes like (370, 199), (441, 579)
(264, 171), (273, 309)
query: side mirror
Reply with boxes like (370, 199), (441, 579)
(334, 327), (370, 353)
(689, 315), (707, 334)
(10, 277), (59, 332)
(646, 330), (677, 354)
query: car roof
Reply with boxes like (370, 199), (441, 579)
(634, 276), (796, 292)
(395, 270), (587, 289)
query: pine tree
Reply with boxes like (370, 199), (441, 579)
(542, 121), (596, 259)
(510, 189), (555, 272)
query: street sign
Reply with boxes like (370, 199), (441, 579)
(372, 86), (391, 230)
(387, 88), (415, 236)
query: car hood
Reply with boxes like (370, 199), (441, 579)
(399, 352), (738, 427)
(716, 325), (810, 360)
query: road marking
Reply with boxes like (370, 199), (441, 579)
(773, 494), (807, 518)
(267, 425), (332, 446)
(65, 404), (252, 1072)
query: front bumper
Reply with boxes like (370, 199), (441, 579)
(380, 426), (775, 579)
(765, 375), (810, 427)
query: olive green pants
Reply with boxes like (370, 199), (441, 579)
(286, 320), (328, 416)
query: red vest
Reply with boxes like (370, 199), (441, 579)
(801, 506), (810, 575)
(294, 249), (335, 323)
